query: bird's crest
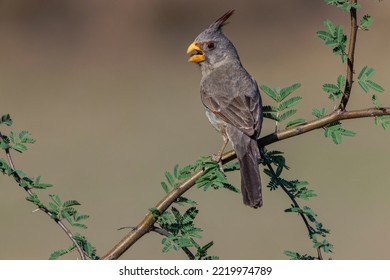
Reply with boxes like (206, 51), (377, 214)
(213, 10), (235, 30)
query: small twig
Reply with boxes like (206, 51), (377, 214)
(0, 132), (86, 260)
(339, 0), (358, 111)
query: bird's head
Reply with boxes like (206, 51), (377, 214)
(187, 10), (239, 68)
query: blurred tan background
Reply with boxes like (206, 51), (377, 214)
(1, 0), (389, 260)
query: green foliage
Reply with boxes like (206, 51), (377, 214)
(49, 248), (70, 260)
(360, 14), (373, 31)
(0, 158), (12, 175)
(324, 0), (361, 11)
(48, 194), (89, 229)
(25, 192), (44, 208)
(312, 108), (356, 144)
(159, 207), (202, 252)
(262, 148), (332, 259)
(50, 234), (99, 260)
(261, 83), (305, 129)
(371, 93), (389, 130)
(324, 123), (356, 144)
(1, 114), (93, 259)
(317, 20), (348, 63)
(374, 115), (390, 130)
(284, 251), (316, 260)
(191, 240), (219, 260)
(0, 130), (35, 153)
(154, 161), (227, 259)
(322, 75), (345, 100)
(195, 159), (239, 192)
(0, 114), (12, 126)
(358, 66), (384, 93)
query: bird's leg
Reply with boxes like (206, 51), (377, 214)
(212, 132), (229, 173)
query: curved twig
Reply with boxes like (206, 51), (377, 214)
(0, 132), (86, 260)
(339, 0), (358, 111)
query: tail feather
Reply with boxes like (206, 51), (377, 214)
(232, 133), (262, 208)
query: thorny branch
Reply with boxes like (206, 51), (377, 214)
(0, 131), (86, 260)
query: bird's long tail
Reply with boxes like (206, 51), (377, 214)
(235, 136), (262, 208)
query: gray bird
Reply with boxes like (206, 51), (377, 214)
(187, 10), (263, 208)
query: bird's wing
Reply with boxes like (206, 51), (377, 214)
(201, 74), (261, 137)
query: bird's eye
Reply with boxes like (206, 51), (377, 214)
(207, 42), (215, 49)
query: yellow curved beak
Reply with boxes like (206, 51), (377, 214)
(187, 42), (205, 63)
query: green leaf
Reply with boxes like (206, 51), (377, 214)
(325, 0), (361, 11)
(223, 161), (240, 172)
(0, 137), (10, 150)
(171, 207), (182, 222)
(49, 249), (69, 260)
(374, 116), (390, 130)
(49, 194), (62, 206)
(322, 83), (340, 94)
(162, 237), (173, 253)
(312, 108), (327, 118)
(161, 181), (170, 193)
(316, 30), (332, 42)
(73, 223), (87, 229)
(175, 196), (197, 206)
(0, 114), (13, 126)
(318, 20), (347, 62)
(25, 192), (43, 208)
(337, 75), (346, 89)
(75, 214), (90, 222)
(31, 176), (53, 189)
(358, 66), (369, 80)
(260, 84), (278, 102)
(358, 80), (369, 93)
(262, 105), (278, 113)
(173, 164), (180, 179)
(358, 66), (383, 94)
(0, 159), (11, 174)
(324, 123), (356, 144)
(19, 131), (35, 143)
(149, 207), (161, 218)
(324, 20), (335, 35)
(182, 207), (198, 224)
(366, 80), (384, 93)
(12, 143), (27, 153)
(63, 200), (81, 207)
(286, 118), (306, 128)
(278, 96), (302, 111)
(335, 25), (345, 44)
(360, 14), (373, 31)
(314, 239), (334, 253)
(279, 83), (301, 101)
(278, 109), (297, 122)
(165, 171), (175, 187)
(263, 112), (279, 121)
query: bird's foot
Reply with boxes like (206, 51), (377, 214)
(212, 153), (225, 174)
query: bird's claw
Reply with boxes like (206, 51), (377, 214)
(212, 153), (225, 174)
